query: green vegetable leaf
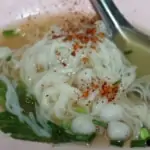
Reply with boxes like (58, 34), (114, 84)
(0, 81), (96, 144)
(48, 121), (96, 143)
(0, 80), (7, 108)
(0, 80), (7, 90)
(16, 81), (37, 113)
(0, 111), (51, 142)
(0, 111), (96, 143)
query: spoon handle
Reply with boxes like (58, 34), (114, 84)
(90, 0), (133, 38)
(90, 0), (150, 77)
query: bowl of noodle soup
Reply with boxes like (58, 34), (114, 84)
(0, 0), (150, 150)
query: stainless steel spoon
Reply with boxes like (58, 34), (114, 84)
(90, 0), (150, 77)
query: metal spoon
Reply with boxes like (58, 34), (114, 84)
(90, 0), (150, 77)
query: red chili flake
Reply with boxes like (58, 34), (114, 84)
(79, 45), (83, 49)
(82, 57), (89, 64)
(82, 90), (89, 98)
(73, 43), (80, 51)
(98, 32), (105, 38)
(64, 35), (73, 41)
(100, 81), (119, 102)
(62, 62), (67, 67)
(92, 83), (99, 89)
(108, 88), (113, 93)
(76, 33), (84, 39)
(83, 36), (90, 43)
(86, 28), (96, 35)
(71, 33), (77, 39)
(91, 45), (96, 50)
(100, 90), (105, 96)
(71, 51), (76, 56)
(102, 82), (107, 89)
(75, 34), (90, 43)
(90, 36), (99, 43)
(52, 35), (64, 39)
(108, 97), (114, 102)
(113, 86), (119, 93)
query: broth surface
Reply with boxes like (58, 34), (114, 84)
(114, 28), (150, 77)
(0, 13), (97, 49)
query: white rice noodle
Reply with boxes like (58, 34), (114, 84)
(89, 39), (136, 89)
(117, 94), (149, 138)
(127, 75), (150, 102)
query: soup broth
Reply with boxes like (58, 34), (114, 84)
(114, 28), (150, 77)
(0, 13), (97, 49)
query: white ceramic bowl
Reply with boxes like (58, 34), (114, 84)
(0, 0), (150, 150)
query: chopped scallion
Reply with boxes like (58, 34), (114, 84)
(74, 106), (87, 114)
(140, 128), (150, 140)
(113, 79), (121, 85)
(92, 119), (108, 128)
(110, 140), (124, 147)
(2, 29), (20, 37)
(61, 121), (71, 130)
(130, 140), (147, 148)
(146, 138), (150, 146)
